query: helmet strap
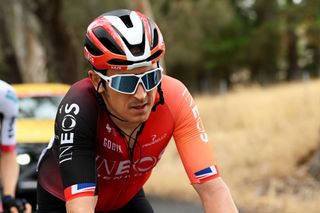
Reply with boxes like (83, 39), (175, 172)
(152, 61), (165, 112)
(97, 79), (106, 91)
(95, 68), (107, 91)
(152, 83), (165, 112)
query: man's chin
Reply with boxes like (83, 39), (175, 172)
(128, 111), (151, 124)
(130, 115), (149, 124)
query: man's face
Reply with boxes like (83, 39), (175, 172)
(102, 65), (159, 124)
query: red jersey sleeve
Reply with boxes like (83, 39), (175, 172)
(162, 76), (220, 184)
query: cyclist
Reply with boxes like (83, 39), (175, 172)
(37, 9), (238, 213)
(0, 80), (32, 213)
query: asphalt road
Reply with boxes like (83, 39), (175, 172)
(149, 197), (203, 213)
(25, 192), (244, 213)
(149, 197), (247, 213)
(26, 193), (203, 212)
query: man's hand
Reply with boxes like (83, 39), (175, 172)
(2, 195), (32, 213)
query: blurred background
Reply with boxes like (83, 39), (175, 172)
(0, 0), (319, 213)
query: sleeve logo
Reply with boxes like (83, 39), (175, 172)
(64, 183), (96, 200)
(194, 166), (218, 181)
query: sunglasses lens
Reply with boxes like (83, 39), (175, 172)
(110, 76), (138, 93)
(142, 69), (162, 91)
(108, 68), (162, 94)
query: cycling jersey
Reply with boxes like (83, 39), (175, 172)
(0, 80), (19, 152)
(37, 75), (219, 212)
(37, 184), (153, 213)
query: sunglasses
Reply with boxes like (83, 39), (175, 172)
(95, 67), (163, 94)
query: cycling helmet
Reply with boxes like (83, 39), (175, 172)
(84, 9), (165, 71)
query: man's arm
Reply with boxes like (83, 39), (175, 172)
(193, 177), (238, 213)
(0, 150), (19, 196)
(1, 151), (33, 213)
(66, 196), (97, 213)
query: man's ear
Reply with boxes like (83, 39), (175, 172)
(88, 70), (105, 93)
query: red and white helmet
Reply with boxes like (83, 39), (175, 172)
(84, 9), (165, 71)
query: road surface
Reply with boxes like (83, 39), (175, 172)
(149, 196), (202, 213)
(149, 196), (247, 213)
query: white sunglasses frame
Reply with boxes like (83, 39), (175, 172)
(95, 66), (163, 95)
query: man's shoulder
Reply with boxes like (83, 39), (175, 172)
(66, 78), (94, 97)
(60, 78), (98, 109)
(0, 80), (18, 107)
(70, 78), (93, 90)
(162, 75), (186, 92)
(160, 75), (191, 111)
(162, 75), (190, 99)
(0, 80), (15, 93)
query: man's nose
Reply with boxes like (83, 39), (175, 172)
(133, 83), (147, 100)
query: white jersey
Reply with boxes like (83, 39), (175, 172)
(0, 80), (19, 152)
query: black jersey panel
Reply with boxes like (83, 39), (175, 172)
(54, 78), (100, 188)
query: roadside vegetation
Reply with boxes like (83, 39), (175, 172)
(145, 79), (320, 213)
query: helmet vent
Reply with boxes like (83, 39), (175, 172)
(108, 59), (134, 66)
(85, 35), (103, 56)
(151, 29), (159, 50)
(120, 15), (133, 28)
(112, 26), (145, 57)
(148, 18), (159, 50)
(107, 49), (163, 66)
(147, 50), (163, 61)
(93, 27), (125, 55)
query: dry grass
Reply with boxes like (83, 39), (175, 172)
(144, 79), (320, 213)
